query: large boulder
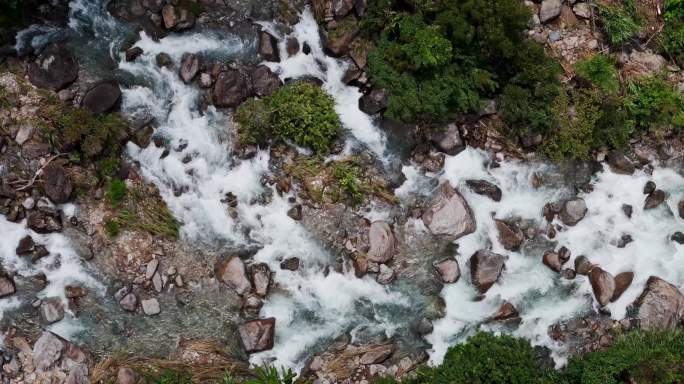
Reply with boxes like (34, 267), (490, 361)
(422, 183), (476, 240)
(238, 317), (276, 353)
(27, 210), (63, 233)
(611, 271), (634, 302)
(40, 297), (65, 324)
(218, 256), (252, 295)
(495, 220), (524, 251)
(359, 88), (388, 115)
(359, 344), (395, 365)
(251, 263), (271, 297)
(42, 163), (73, 204)
(28, 43), (79, 91)
(251, 65), (282, 97)
(258, 31), (280, 62)
(539, 0), (563, 23)
(433, 258), (460, 284)
(607, 152), (635, 175)
(542, 251), (563, 273)
(81, 80), (122, 114)
(367, 221), (395, 263)
(213, 70), (251, 108)
(644, 190), (666, 210)
(633, 276), (684, 329)
(560, 198), (587, 226)
(589, 267), (615, 307)
(465, 180), (502, 202)
(470, 250), (506, 293)
(430, 123), (465, 156)
(179, 53), (199, 84)
(32, 332), (64, 371)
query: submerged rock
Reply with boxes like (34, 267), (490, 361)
(633, 276), (684, 329)
(470, 250), (505, 293)
(367, 221), (395, 263)
(251, 263), (271, 297)
(141, 298), (161, 315)
(466, 180), (502, 202)
(40, 297), (65, 324)
(28, 43), (79, 91)
(119, 292), (138, 312)
(280, 257), (300, 271)
(376, 264), (395, 285)
(239, 317), (276, 353)
(0, 274), (16, 298)
(560, 198), (587, 226)
(218, 256), (252, 295)
(422, 183), (476, 240)
(589, 267), (615, 306)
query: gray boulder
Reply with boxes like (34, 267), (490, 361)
(32, 332), (64, 371)
(422, 183), (476, 240)
(367, 221), (395, 263)
(179, 53), (199, 84)
(633, 276), (684, 329)
(560, 198), (587, 226)
(430, 123), (464, 156)
(539, 0), (562, 23)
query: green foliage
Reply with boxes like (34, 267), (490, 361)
(106, 179), (127, 206)
(598, 3), (640, 46)
(575, 54), (620, 94)
(624, 74), (684, 132)
(243, 366), (296, 384)
(235, 82), (340, 154)
(565, 330), (684, 384)
(331, 162), (364, 206)
(104, 219), (120, 237)
(660, 0), (684, 65)
(365, 0), (562, 135)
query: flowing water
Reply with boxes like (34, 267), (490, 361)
(3, 0), (684, 373)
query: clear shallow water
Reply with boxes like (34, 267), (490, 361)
(3, 0), (684, 373)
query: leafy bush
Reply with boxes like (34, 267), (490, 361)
(575, 54), (620, 94)
(598, 3), (641, 46)
(660, 0), (684, 66)
(565, 330), (684, 384)
(331, 162), (364, 206)
(624, 74), (684, 132)
(365, 0), (561, 130)
(235, 82), (340, 154)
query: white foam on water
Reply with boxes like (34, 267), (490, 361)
(14, 24), (63, 55)
(262, 10), (388, 159)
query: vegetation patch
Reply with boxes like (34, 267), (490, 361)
(575, 54), (620, 94)
(235, 82), (340, 154)
(598, 2), (641, 46)
(660, 0), (684, 66)
(624, 74), (684, 133)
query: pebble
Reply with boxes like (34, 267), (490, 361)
(145, 259), (159, 280)
(22, 198), (35, 210)
(141, 298), (161, 315)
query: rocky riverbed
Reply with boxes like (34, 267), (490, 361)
(1, 0), (684, 383)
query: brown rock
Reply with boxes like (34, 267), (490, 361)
(179, 53), (199, 83)
(42, 163), (73, 204)
(607, 152), (635, 175)
(0, 274), (16, 298)
(678, 200), (684, 219)
(589, 267), (615, 306)
(359, 344), (395, 365)
(367, 221), (395, 263)
(611, 271), (634, 302)
(217, 256), (252, 295)
(466, 180), (502, 201)
(470, 250), (505, 293)
(543, 251), (562, 273)
(213, 70), (251, 108)
(574, 255), (592, 275)
(117, 367), (137, 384)
(422, 183), (476, 240)
(633, 276), (684, 329)
(495, 220), (524, 251)
(161, 4), (177, 29)
(560, 198), (587, 226)
(644, 189), (666, 210)
(433, 258), (460, 284)
(491, 301), (519, 321)
(258, 31), (279, 62)
(238, 317), (275, 353)
(280, 257), (300, 271)
(251, 263), (271, 297)
(251, 65), (282, 97)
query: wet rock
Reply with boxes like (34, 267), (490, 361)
(422, 183), (476, 240)
(678, 200), (684, 219)
(367, 221), (395, 263)
(156, 52), (172, 67)
(258, 31), (279, 62)
(119, 293), (138, 312)
(617, 233), (633, 248)
(287, 204), (302, 220)
(40, 297), (65, 324)
(643, 181), (656, 195)
(633, 276), (684, 329)
(415, 318), (433, 335)
(574, 255), (592, 275)
(33, 332), (64, 371)
(540, 0), (562, 23)
(280, 257), (300, 271)
(470, 250), (505, 293)
(213, 70), (251, 108)
(239, 317), (275, 353)
(65, 285), (87, 299)
(218, 256), (252, 295)
(162, 4), (176, 28)
(251, 263), (271, 297)
(466, 179), (502, 202)
(622, 204), (633, 218)
(82, 80), (122, 114)
(558, 246), (571, 264)
(561, 268), (576, 279)
(542, 251), (562, 273)
(251, 65), (282, 97)
(607, 152), (635, 175)
(286, 37), (299, 56)
(27, 210), (62, 233)
(0, 274), (15, 298)
(359, 344), (395, 365)
(359, 88), (388, 115)
(491, 301), (519, 321)
(644, 189), (666, 210)
(560, 198), (587, 226)
(495, 220), (524, 251)
(117, 367), (137, 384)
(28, 43), (79, 91)
(611, 271), (634, 302)
(125, 46), (143, 62)
(16, 235), (35, 255)
(200, 73), (212, 88)
(43, 163), (73, 204)
(589, 268), (615, 306)
(179, 53), (199, 84)
(430, 123), (464, 155)
(672, 232), (684, 244)
(433, 258), (460, 284)
(141, 298), (161, 315)
(324, 18), (359, 56)
(376, 264), (395, 285)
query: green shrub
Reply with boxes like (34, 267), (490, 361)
(106, 179), (128, 206)
(565, 330), (684, 384)
(575, 54), (620, 94)
(598, 3), (641, 46)
(104, 219), (120, 237)
(243, 366), (296, 384)
(331, 162), (364, 206)
(234, 82), (340, 154)
(660, 0), (684, 66)
(624, 74), (684, 132)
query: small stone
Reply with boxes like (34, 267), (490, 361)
(287, 204), (302, 220)
(145, 258), (159, 280)
(117, 367), (137, 384)
(119, 293), (138, 312)
(125, 46), (143, 62)
(622, 204), (633, 218)
(561, 268), (576, 279)
(643, 181), (656, 195)
(280, 257), (300, 271)
(152, 272), (163, 292)
(543, 251), (562, 272)
(141, 298), (161, 315)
